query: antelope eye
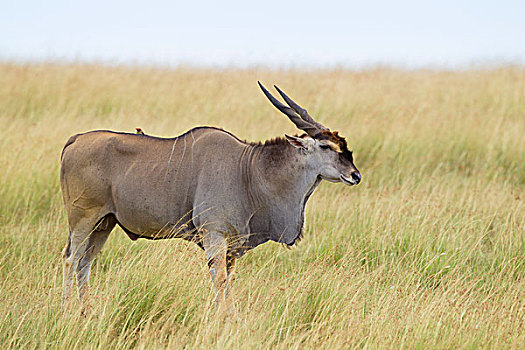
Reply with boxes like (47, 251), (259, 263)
(319, 144), (331, 150)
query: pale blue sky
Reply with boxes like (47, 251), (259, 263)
(1, 0), (524, 68)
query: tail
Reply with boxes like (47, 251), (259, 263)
(60, 134), (80, 161)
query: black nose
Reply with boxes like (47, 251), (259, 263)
(351, 171), (361, 184)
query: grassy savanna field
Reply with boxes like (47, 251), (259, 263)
(0, 63), (524, 349)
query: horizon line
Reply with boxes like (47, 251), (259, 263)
(2, 55), (525, 72)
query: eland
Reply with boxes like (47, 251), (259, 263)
(60, 82), (361, 310)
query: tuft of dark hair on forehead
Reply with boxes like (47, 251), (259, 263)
(315, 130), (354, 162)
(315, 130), (349, 150)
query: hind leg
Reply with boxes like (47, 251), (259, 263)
(62, 218), (97, 308)
(76, 215), (116, 301)
(225, 253), (237, 314)
(62, 230), (74, 307)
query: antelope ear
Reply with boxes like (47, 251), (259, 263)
(285, 134), (310, 149)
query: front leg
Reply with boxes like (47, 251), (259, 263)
(203, 230), (228, 307)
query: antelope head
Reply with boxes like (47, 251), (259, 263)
(258, 82), (361, 186)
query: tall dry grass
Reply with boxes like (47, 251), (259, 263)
(0, 63), (524, 349)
